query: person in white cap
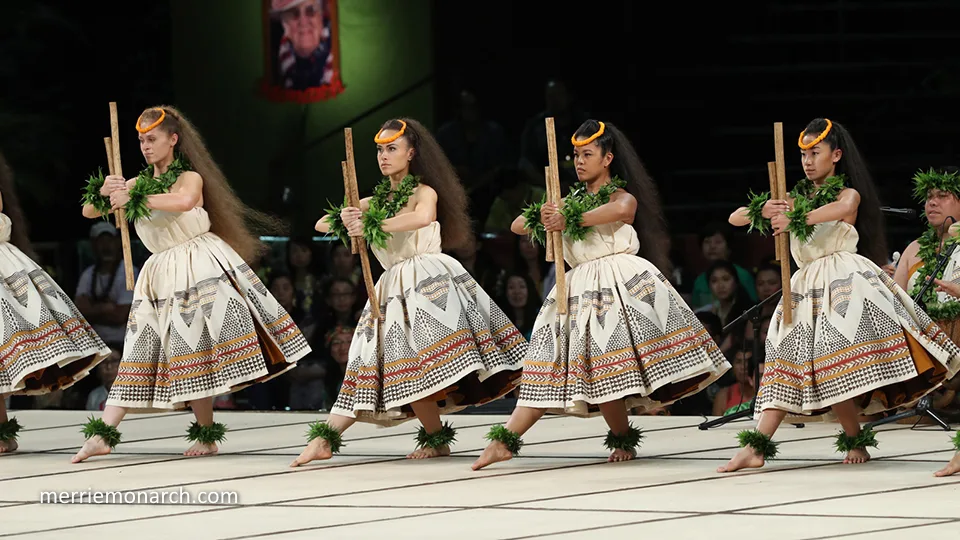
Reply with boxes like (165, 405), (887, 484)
(0, 151), (111, 454)
(74, 222), (138, 347)
(270, 0), (334, 90)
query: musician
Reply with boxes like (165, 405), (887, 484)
(892, 166), (960, 477)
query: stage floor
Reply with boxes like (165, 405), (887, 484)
(1, 410), (959, 539)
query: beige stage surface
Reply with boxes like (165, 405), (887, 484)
(1, 410), (959, 539)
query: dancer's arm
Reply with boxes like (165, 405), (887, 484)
(108, 173), (204, 213)
(82, 175), (127, 219)
(82, 204), (110, 219)
(893, 240), (920, 290)
(804, 188), (859, 226)
(511, 215), (528, 235)
(381, 185), (438, 233)
(729, 198), (791, 228)
(578, 190), (637, 227)
(315, 197), (371, 233)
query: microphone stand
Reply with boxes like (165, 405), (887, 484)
(698, 290), (804, 430)
(864, 228), (958, 432)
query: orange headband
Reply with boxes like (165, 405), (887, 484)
(571, 122), (605, 147)
(798, 119), (832, 149)
(374, 120), (407, 144)
(136, 108), (166, 133)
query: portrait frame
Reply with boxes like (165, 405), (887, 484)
(260, 0), (345, 104)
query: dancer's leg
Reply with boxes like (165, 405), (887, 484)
(184, 397), (222, 457)
(290, 413), (357, 467)
(407, 399), (453, 459)
(472, 405), (545, 470)
(598, 399), (642, 462)
(830, 399), (873, 464)
(72, 405), (127, 463)
(717, 408), (787, 473)
(0, 397), (18, 454)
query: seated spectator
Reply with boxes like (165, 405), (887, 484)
(496, 272), (540, 340)
(696, 260), (754, 356)
(690, 222), (757, 309)
(74, 222), (139, 346)
(86, 345), (121, 411)
(712, 344), (759, 417)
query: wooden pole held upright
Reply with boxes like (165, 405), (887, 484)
(108, 103), (136, 291)
(767, 161), (782, 263)
(543, 166), (554, 262)
(773, 122), (792, 326)
(343, 128), (359, 255)
(342, 128), (380, 320)
(544, 117), (567, 315)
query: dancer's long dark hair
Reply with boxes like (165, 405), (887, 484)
(572, 120), (670, 274)
(377, 118), (472, 250)
(801, 118), (887, 266)
(138, 106), (285, 263)
(0, 151), (36, 260)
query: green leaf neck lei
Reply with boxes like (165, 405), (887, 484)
(521, 175), (627, 246)
(908, 226), (960, 322)
(125, 154), (192, 222)
(744, 174), (846, 243)
(362, 174), (420, 250)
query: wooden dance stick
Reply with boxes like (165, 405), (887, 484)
(543, 166), (555, 263)
(773, 123), (792, 325)
(767, 161), (783, 263)
(342, 128), (381, 320)
(108, 103), (136, 291)
(342, 130), (359, 256)
(544, 117), (567, 314)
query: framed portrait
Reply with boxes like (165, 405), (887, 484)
(260, 0), (345, 103)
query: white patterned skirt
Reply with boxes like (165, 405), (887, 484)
(107, 233), (311, 412)
(331, 253), (527, 426)
(758, 251), (960, 417)
(0, 243), (110, 395)
(517, 253), (730, 416)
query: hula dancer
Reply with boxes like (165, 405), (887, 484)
(721, 118), (960, 473)
(291, 118), (526, 466)
(472, 120), (730, 470)
(892, 166), (960, 477)
(73, 106), (310, 462)
(0, 151), (111, 454)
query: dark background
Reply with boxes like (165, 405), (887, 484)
(2, 0), (959, 252)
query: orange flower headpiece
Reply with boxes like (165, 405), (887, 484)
(374, 120), (407, 144)
(136, 108), (166, 133)
(571, 121), (605, 147)
(798, 119), (832, 150)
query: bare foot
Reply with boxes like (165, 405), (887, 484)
(290, 438), (332, 467)
(184, 442), (218, 457)
(0, 439), (17, 454)
(717, 446), (765, 473)
(843, 448), (870, 464)
(71, 436), (112, 463)
(608, 448), (637, 462)
(472, 441), (513, 471)
(407, 445), (450, 459)
(934, 453), (960, 477)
